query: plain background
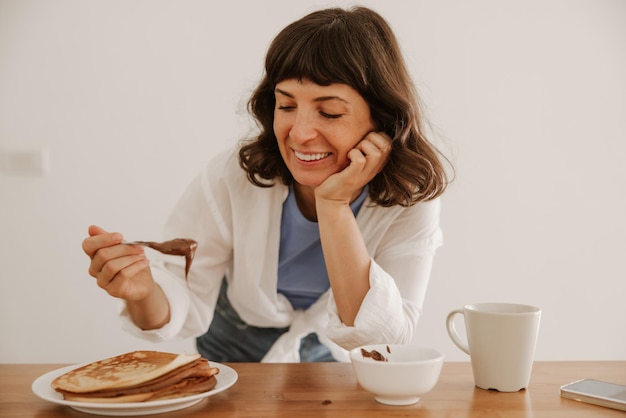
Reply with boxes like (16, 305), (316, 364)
(1, 0), (624, 363)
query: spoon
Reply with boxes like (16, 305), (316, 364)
(122, 239), (198, 278)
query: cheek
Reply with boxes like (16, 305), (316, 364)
(336, 132), (362, 154)
(273, 114), (289, 142)
(272, 113), (281, 137)
(273, 119), (291, 162)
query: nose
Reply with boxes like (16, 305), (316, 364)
(289, 110), (317, 144)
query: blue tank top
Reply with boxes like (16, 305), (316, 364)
(277, 185), (368, 309)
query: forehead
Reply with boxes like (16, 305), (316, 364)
(275, 79), (363, 102)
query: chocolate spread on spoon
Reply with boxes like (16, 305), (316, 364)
(130, 239), (198, 278)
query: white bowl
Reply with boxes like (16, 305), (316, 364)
(349, 344), (444, 406)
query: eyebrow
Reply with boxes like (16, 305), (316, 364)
(274, 87), (349, 104)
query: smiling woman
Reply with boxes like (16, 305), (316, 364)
(1, 0), (624, 366)
(273, 79), (375, 194)
(80, 5), (451, 364)
(240, 7), (449, 206)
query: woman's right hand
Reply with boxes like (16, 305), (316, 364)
(82, 225), (154, 302)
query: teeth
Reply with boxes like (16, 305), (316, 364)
(294, 151), (330, 161)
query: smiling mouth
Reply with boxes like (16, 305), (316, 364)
(294, 151), (331, 162)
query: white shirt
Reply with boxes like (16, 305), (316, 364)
(119, 146), (443, 362)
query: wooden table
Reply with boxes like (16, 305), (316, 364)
(1, 361), (624, 417)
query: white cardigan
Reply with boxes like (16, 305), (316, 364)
(119, 147), (443, 362)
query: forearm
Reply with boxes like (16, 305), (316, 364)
(317, 200), (371, 326)
(125, 283), (171, 330)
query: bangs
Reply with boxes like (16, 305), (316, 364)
(265, 14), (369, 92)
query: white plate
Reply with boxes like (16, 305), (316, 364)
(32, 362), (238, 416)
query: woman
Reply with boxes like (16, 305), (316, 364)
(83, 6), (450, 363)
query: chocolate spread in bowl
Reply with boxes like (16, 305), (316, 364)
(360, 346), (390, 362)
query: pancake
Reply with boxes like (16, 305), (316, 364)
(51, 350), (219, 403)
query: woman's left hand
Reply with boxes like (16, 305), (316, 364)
(315, 131), (392, 204)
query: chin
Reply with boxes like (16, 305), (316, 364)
(289, 165), (340, 189)
(291, 173), (327, 189)
(293, 179), (323, 189)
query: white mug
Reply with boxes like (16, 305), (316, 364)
(446, 303), (541, 392)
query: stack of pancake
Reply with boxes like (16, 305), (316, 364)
(51, 350), (219, 403)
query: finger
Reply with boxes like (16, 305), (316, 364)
(89, 244), (144, 277)
(356, 140), (388, 167)
(104, 259), (152, 300)
(368, 131), (393, 150)
(357, 139), (382, 157)
(346, 148), (367, 166)
(88, 224), (107, 237)
(360, 132), (392, 155)
(94, 253), (147, 290)
(82, 226), (124, 258)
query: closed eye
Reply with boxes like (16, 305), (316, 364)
(320, 111), (343, 119)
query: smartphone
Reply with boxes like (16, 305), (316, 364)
(560, 378), (626, 412)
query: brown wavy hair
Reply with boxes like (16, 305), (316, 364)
(239, 6), (450, 206)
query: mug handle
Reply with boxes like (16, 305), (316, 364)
(446, 309), (470, 355)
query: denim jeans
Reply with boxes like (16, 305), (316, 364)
(196, 280), (336, 362)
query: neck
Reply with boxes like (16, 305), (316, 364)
(293, 183), (317, 222)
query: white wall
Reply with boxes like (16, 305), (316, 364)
(1, 0), (624, 363)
